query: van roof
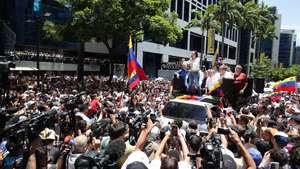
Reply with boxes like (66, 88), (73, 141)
(170, 99), (212, 107)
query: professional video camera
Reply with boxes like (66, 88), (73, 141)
(63, 91), (86, 111)
(0, 109), (57, 148)
(127, 109), (157, 145)
(75, 138), (126, 169)
(200, 133), (223, 169)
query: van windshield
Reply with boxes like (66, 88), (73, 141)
(163, 101), (207, 122)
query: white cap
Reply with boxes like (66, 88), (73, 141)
(121, 151), (150, 169)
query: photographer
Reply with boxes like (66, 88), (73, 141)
(121, 116), (155, 169)
(56, 135), (88, 169)
(150, 126), (191, 169)
(24, 128), (56, 169)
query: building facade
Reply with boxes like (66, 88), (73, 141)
(0, 0), (114, 74)
(259, 7), (281, 66)
(279, 29), (296, 67)
(295, 46), (300, 65)
(137, 0), (240, 77)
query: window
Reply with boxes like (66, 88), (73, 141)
(203, 0), (207, 6)
(191, 5), (196, 20)
(163, 102), (207, 122)
(214, 41), (218, 51)
(184, 1), (189, 22)
(170, 30), (188, 49)
(251, 53), (254, 63)
(224, 44), (228, 58)
(229, 46), (236, 59)
(171, 0), (176, 12)
(190, 33), (203, 53)
(177, 0), (183, 19)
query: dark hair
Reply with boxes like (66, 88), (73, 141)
(192, 51), (198, 58)
(188, 135), (201, 152)
(270, 149), (289, 167)
(108, 138), (126, 161)
(109, 121), (127, 140)
(160, 126), (170, 140)
(255, 139), (272, 155)
(174, 119), (183, 129)
(161, 156), (179, 169)
(75, 155), (96, 169)
(290, 145), (300, 169)
(188, 120), (197, 130)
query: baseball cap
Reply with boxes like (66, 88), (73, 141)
(291, 115), (300, 124)
(121, 151), (150, 169)
(126, 161), (148, 169)
(39, 128), (56, 140)
(248, 148), (262, 166)
(274, 131), (289, 148)
(223, 154), (237, 169)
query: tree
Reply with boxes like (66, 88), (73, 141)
(251, 53), (272, 78)
(252, 3), (277, 59)
(186, 4), (221, 60)
(44, 0), (183, 82)
(214, 0), (243, 58)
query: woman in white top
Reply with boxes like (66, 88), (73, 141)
(187, 51), (201, 93)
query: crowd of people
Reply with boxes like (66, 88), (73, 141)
(0, 52), (299, 169)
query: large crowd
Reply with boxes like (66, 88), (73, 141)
(0, 53), (300, 169)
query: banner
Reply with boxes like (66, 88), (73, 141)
(207, 29), (215, 54)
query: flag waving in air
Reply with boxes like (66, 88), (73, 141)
(272, 76), (297, 92)
(128, 36), (148, 89)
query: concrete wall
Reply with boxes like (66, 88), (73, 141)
(272, 14), (281, 66)
(15, 61), (101, 71)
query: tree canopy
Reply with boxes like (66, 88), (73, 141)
(44, 0), (183, 49)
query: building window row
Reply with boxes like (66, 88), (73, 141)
(171, 0), (238, 42)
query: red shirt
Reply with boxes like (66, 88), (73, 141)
(90, 99), (100, 113)
(234, 73), (247, 92)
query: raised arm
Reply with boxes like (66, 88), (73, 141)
(229, 129), (256, 169)
(178, 131), (189, 162)
(134, 117), (155, 151)
(154, 132), (171, 160)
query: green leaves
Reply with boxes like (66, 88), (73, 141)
(186, 4), (221, 33)
(147, 12), (183, 45)
(43, 0), (182, 48)
(251, 53), (272, 78)
(252, 53), (300, 81)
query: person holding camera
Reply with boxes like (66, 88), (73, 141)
(149, 125), (191, 169)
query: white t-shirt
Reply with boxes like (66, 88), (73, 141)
(189, 57), (200, 72)
(206, 73), (221, 89)
(150, 159), (191, 169)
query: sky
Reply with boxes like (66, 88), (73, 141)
(261, 0), (300, 46)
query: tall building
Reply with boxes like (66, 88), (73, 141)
(0, 0), (113, 74)
(295, 46), (300, 64)
(259, 7), (281, 66)
(278, 29), (296, 67)
(137, 0), (239, 77)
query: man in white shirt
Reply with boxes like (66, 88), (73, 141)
(205, 69), (220, 93)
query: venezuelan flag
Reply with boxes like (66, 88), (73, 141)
(273, 76), (297, 92)
(176, 95), (203, 101)
(128, 36), (148, 89)
(208, 80), (224, 97)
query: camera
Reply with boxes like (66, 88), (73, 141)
(200, 134), (224, 169)
(217, 127), (230, 135)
